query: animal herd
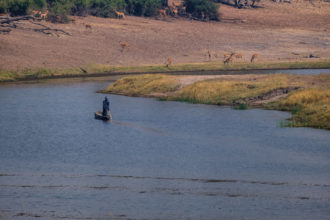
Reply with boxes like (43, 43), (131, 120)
(164, 51), (258, 68)
(32, 10), (48, 21)
(221, 52), (259, 64)
(158, 1), (186, 18)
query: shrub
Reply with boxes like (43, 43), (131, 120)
(71, 0), (89, 16)
(8, 0), (31, 16)
(31, 0), (47, 9)
(184, 0), (220, 21)
(0, 1), (8, 14)
(125, 0), (161, 16)
(143, 0), (160, 16)
(47, 0), (71, 22)
(88, 0), (126, 17)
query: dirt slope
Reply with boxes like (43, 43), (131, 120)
(0, 0), (329, 71)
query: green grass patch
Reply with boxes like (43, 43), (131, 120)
(1, 60), (330, 83)
(103, 74), (180, 96)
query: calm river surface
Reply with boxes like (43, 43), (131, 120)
(0, 78), (329, 220)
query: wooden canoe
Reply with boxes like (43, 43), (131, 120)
(94, 111), (112, 121)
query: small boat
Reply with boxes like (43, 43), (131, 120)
(94, 111), (112, 121)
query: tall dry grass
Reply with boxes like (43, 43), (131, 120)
(271, 88), (330, 129)
(104, 74), (180, 96)
(103, 73), (330, 129)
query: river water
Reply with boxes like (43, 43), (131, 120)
(0, 78), (329, 220)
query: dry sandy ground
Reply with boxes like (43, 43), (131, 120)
(0, 0), (329, 71)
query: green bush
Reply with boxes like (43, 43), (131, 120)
(31, 0), (47, 9)
(8, 0), (31, 16)
(48, 0), (71, 22)
(71, 0), (88, 16)
(125, 0), (160, 16)
(88, 0), (126, 17)
(0, 1), (7, 14)
(144, 0), (160, 16)
(184, 0), (220, 21)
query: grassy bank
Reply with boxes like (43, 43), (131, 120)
(1, 60), (330, 83)
(103, 74), (330, 130)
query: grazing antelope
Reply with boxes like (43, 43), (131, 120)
(235, 54), (243, 59)
(224, 52), (235, 59)
(120, 42), (129, 51)
(40, 10), (48, 20)
(158, 9), (167, 17)
(250, 53), (259, 63)
(166, 58), (172, 67)
(224, 56), (234, 64)
(84, 23), (92, 29)
(115, 10), (125, 19)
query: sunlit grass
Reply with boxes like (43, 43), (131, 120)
(103, 74), (180, 96)
(1, 60), (330, 83)
(104, 73), (330, 129)
(172, 74), (291, 104)
(268, 88), (330, 129)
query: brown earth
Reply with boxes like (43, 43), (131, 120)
(0, 0), (329, 71)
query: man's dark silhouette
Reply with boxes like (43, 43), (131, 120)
(102, 97), (110, 116)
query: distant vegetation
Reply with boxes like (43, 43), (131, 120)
(0, 0), (220, 22)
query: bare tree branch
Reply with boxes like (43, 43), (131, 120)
(0, 16), (71, 37)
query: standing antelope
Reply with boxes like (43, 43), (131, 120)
(158, 9), (167, 18)
(250, 54), (259, 63)
(166, 58), (172, 67)
(207, 51), (211, 61)
(40, 10), (48, 20)
(115, 10), (125, 19)
(235, 54), (243, 59)
(120, 42), (129, 52)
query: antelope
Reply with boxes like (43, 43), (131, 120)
(172, 7), (178, 17)
(32, 10), (41, 17)
(224, 52), (235, 59)
(120, 42), (129, 51)
(235, 54), (243, 59)
(201, 12), (205, 20)
(250, 53), (259, 63)
(207, 50), (211, 61)
(84, 23), (92, 29)
(224, 56), (234, 64)
(115, 10), (125, 19)
(158, 9), (167, 17)
(168, 6), (178, 17)
(166, 58), (172, 67)
(40, 10), (48, 20)
(172, 1), (182, 7)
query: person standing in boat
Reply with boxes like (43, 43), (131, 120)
(102, 96), (110, 116)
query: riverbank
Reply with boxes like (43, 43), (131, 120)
(1, 60), (330, 83)
(102, 73), (330, 130)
